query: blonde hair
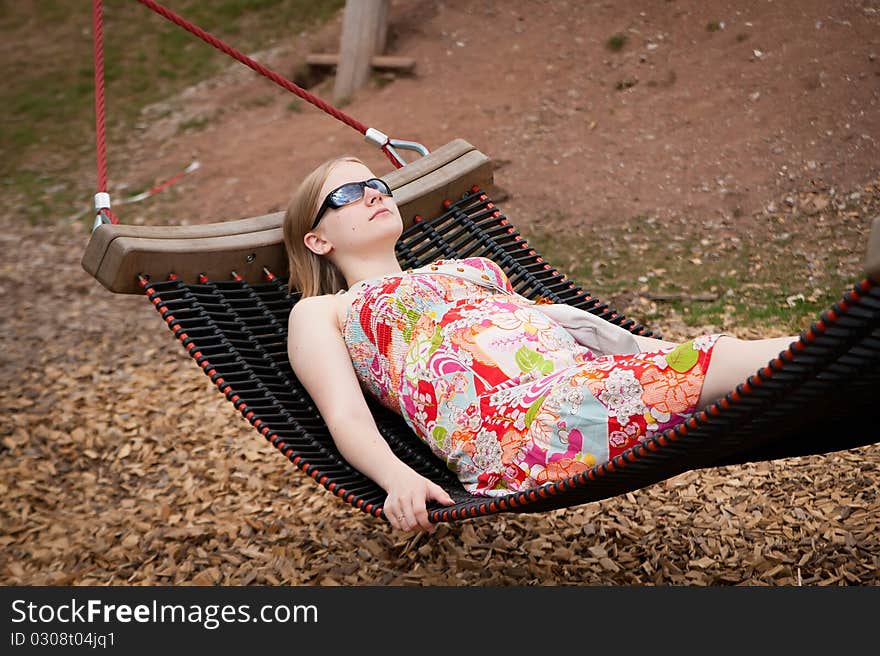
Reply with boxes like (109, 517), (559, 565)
(282, 156), (363, 297)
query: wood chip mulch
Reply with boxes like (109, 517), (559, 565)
(1, 218), (877, 586)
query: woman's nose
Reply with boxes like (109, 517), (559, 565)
(363, 186), (382, 204)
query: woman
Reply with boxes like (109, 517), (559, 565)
(284, 156), (798, 533)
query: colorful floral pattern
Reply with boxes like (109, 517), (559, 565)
(343, 257), (722, 496)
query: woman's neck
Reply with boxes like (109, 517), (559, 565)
(338, 254), (404, 289)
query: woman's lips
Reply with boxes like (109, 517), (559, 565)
(370, 208), (390, 220)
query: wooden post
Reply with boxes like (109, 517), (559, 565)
(333, 0), (388, 103)
(373, 0), (388, 55)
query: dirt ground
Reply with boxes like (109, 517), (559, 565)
(106, 0), (880, 232)
(2, 0), (879, 585)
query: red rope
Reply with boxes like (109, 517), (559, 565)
(92, 0), (117, 221)
(134, 0), (400, 167)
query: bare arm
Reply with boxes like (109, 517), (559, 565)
(286, 296), (453, 531)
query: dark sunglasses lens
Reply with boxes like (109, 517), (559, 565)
(329, 182), (365, 207)
(365, 178), (391, 195)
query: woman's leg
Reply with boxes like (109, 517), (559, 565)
(697, 335), (800, 407)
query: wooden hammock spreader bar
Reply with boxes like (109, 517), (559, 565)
(81, 139), (492, 294)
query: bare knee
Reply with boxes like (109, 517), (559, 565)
(697, 335), (797, 407)
(697, 336), (743, 407)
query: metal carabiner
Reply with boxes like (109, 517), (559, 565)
(91, 192), (113, 232)
(364, 128), (430, 167)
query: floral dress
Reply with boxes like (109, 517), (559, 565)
(342, 257), (722, 497)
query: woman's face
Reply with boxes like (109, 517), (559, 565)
(309, 160), (403, 252)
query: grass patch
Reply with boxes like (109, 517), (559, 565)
(241, 95), (276, 109)
(520, 208), (873, 336)
(2, 169), (79, 225)
(178, 114), (215, 133)
(371, 71), (397, 89)
(1, 0), (344, 223)
(605, 33), (627, 52)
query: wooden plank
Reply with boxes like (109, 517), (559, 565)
(93, 229), (286, 295)
(306, 53), (416, 72)
(81, 211), (283, 282)
(84, 138), (475, 278)
(384, 138), (474, 190)
(83, 140), (494, 294)
(333, 0), (388, 103)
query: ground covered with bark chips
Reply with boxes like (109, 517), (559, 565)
(2, 0), (879, 585)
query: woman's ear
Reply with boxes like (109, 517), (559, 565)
(303, 231), (333, 256)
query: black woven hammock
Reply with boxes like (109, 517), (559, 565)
(140, 188), (880, 524)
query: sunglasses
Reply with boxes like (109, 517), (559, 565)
(311, 177), (393, 229)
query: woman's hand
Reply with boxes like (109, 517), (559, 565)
(383, 468), (456, 533)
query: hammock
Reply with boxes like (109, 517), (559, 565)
(82, 2), (880, 525)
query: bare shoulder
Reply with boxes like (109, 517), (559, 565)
(288, 293), (345, 331)
(289, 293), (337, 320)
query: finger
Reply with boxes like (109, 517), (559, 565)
(395, 507), (410, 532)
(429, 483), (456, 506)
(386, 501), (408, 532)
(412, 498), (433, 532)
(403, 496), (423, 532)
(405, 495), (435, 533)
